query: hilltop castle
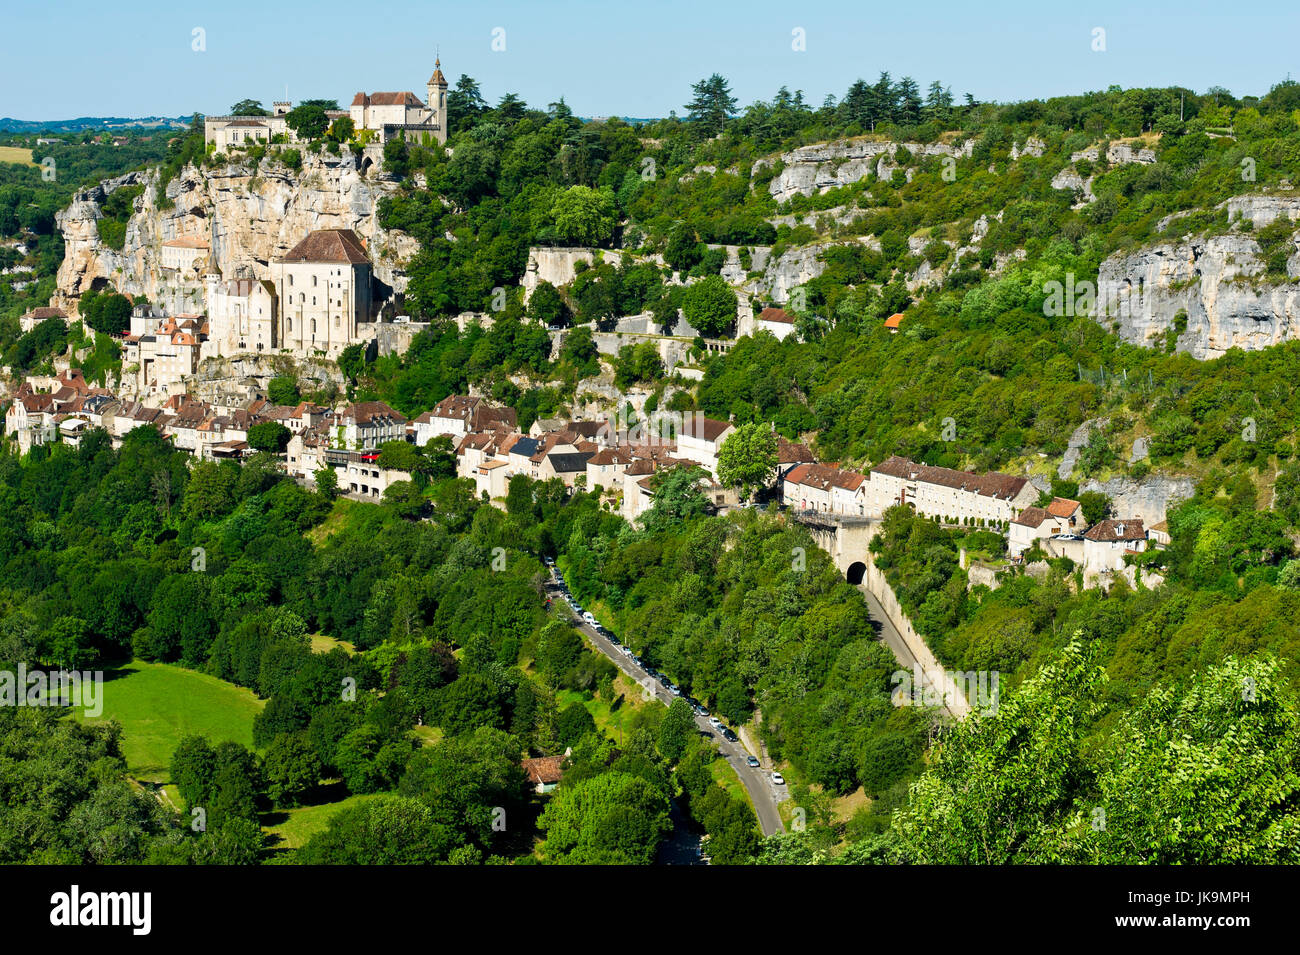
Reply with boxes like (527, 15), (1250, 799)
(204, 59), (449, 151)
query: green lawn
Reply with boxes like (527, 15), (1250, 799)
(264, 791), (380, 850)
(76, 660), (264, 783)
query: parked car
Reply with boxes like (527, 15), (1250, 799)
(771, 772), (785, 786)
(746, 756), (760, 768)
(669, 685), (682, 696)
(708, 717), (723, 729)
(721, 729), (738, 743)
(582, 611), (596, 624)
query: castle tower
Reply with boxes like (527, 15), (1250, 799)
(427, 57), (448, 142)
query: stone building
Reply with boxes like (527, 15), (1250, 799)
(269, 229), (372, 358)
(349, 59), (448, 145)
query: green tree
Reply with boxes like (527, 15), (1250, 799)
(538, 770), (672, 864)
(685, 74), (738, 134)
(682, 275), (737, 337)
(247, 421), (291, 453)
(262, 732), (322, 807)
(286, 104), (329, 140)
(657, 698), (696, 762)
(230, 99), (270, 116)
(549, 186), (618, 246)
(716, 422), (777, 500)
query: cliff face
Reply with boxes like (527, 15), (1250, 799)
(1096, 231), (1300, 358)
(756, 137), (974, 204)
(54, 150), (419, 315)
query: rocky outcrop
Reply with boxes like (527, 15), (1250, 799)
(757, 137), (974, 204)
(1011, 137), (1045, 160)
(54, 149), (419, 315)
(522, 247), (607, 299)
(1095, 233), (1300, 358)
(752, 236), (881, 304)
(1079, 474), (1194, 525)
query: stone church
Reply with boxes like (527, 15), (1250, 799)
(204, 59), (448, 149)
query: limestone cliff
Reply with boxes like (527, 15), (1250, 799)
(756, 137), (974, 204)
(54, 149), (419, 315)
(1096, 231), (1300, 358)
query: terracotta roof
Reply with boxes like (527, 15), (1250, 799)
(521, 755), (565, 786)
(1012, 506), (1050, 528)
(777, 437), (814, 464)
(427, 59), (447, 87)
(884, 313), (904, 329)
(678, 415), (733, 444)
(784, 461), (866, 492)
(871, 455), (1030, 501)
(278, 229), (369, 265)
(352, 91), (425, 108)
(163, 236), (209, 249)
(24, 306), (66, 320)
(759, 307), (795, 325)
(1083, 519), (1146, 542)
(1047, 497), (1081, 518)
(342, 400), (406, 426)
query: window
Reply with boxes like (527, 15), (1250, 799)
(312, 275), (317, 287)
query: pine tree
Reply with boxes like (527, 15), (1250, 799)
(685, 74), (738, 135)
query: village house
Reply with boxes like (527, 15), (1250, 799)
(521, 755), (566, 795)
(204, 275), (278, 357)
(415, 395), (518, 443)
(868, 456), (1037, 527)
(1082, 519), (1147, 576)
(756, 306), (797, 341)
(1008, 497), (1087, 557)
(333, 401), (407, 450)
(159, 236), (210, 276)
(585, 447), (634, 492)
(542, 450), (595, 487)
(341, 455), (411, 500)
(674, 414), (734, 478)
(782, 462), (869, 515)
(19, 305), (66, 333)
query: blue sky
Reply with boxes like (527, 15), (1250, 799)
(5, 0), (1300, 119)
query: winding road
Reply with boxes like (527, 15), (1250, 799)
(544, 570), (787, 838)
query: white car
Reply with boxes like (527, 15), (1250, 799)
(708, 717), (723, 729)
(772, 772), (786, 786)
(582, 611), (596, 624)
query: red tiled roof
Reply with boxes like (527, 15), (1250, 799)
(278, 229), (369, 265)
(871, 455), (1029, 501)
(1084, 519), (1146, 542)
(884, 313), (904, 329)
(1047, 497), (1081, 518)
(521, 756), (565, 786)
(1012, 506), (1050, 528)
(784, 461), (865, 492)
(759, 307), (795, 325)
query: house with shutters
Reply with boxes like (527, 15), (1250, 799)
(868, 455), (1036, 527)
(782, 462), (869, 515)
(1008, 497), (1087, 556)
(334, 401), (407, 450)
(1082, 519), (1147, 576)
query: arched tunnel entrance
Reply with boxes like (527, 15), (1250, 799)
(846, 561), (867, 586)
